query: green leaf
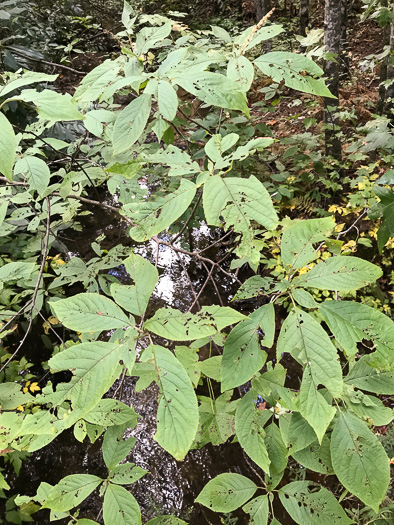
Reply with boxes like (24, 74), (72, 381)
(342, 388), (393, 426)
(295, 256), (383, 291)
(195, 473), (257, 512)
(14, 156), (50, 195)
(108, 463), (147, 485)
(0, 112), (17, 181)
(112, 94), (151, 155)
(205, 133), (239, 163)
(50, 293), (131, 332)
(319, 300), (394, 362)
(298, 368), (336, 443)
(331, 412), (390, 512)
(292, 435), (334, 475)
(292, 289), (317, 309)
(242, 495), (269, 525)
(158, 81), (178, 121)
(233, 276), (273, 301)
(174, 71), (249, 114)
(42, 474), (102, 512)
(145, 305), (247, 341)
(254, 52), (335, 98)
(18, 89), (83, 121)
(103, 483), (141, 525)
(134, 22), (172, 55)
(345, 356), (394, 394)
(111, 254), (158, 316)
(194, 391), (237, 447)
(43, 342), (123, 414)
(73, 60), (121, 102)
(103, 425), (136, 470)
(264, 423), (288, 483)
(373, 185), (394, 252)
(235, 390), (271, 473)
(0, 262), (36, 282)
(150, 345), (198, 460)
(125, 179), (196, 241)
(0, 383), (33, 410)
(143, 145), (200, 177)
(227, 56), (255, 93)
(222, 304), (274, 390)
(0, 71), (58, 98)
(203, 175), (278, 233)
(277, 308), (342, 397)
(146, 517), (188, 525)
(198, 356), (222, 382)
(281, 217), (335, 271)
(252, 363), (286, 405)
(278, 481), (352, 524)
(235, 24), (284, 50)
(84, 399), (139, 427)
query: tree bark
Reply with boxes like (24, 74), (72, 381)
(254, 0), (271, 20)
(300, 0), (309, 37)
(324, 0), (342, 161)
(340, 0), (350, 78)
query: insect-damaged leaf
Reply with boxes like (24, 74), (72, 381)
(42, 474), (102, 512)
(103, 483), (141, 525)
(144, 306), (247, 341)
(196, 473), (257, 512)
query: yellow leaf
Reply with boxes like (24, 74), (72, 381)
(29, 382), (41, 393)
(16, 406), (24, 412)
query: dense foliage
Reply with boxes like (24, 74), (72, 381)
(0, 1), (393, 524)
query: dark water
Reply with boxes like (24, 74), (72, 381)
(5, 203), (297, 524)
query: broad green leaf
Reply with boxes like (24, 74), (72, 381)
(43, 342), (123, 414)
(74, 420), (87, 442)
(222, 304), (274, 390)
(50, 293), (131, 332)
(203, 175), (278, 233)
(146, 517), (187, 525)
(373, 185), (394, 252)
(342, 388), (393, 426)
(42, 474), (102, 512)
(77, 521), (100, 525)
(295, 256), (382, 291)
(174, 346), (200, 387)
(125, 179), (196, 241)
(18, 89), (83, 121)
(84, 399), (139, 427)
(252, 363), (286, 405)
(277, 308), (342, 397)
(235, 24), (284, 50)
(278, 481), (352, 524)
(0, 200), (8, 228)
(235, 390), (271, 473)
(14, 156), (50, 195)
(281, 217), (335, 271)
(112, 94), (151, 155)
(0, 262), (35, 282)
(242, 495), (269, 525)
(103, 425), (136, 470)
(103, 484), (141, 525)
(73, 60), (121, 102)
(0, 112), (16, 181)
(292, 435), (334, 475)
(143, 145), (200, 177)
(264, 423), (288, 483)
(254, 52), (334, 97)
(345, 355), (394, 394)
(198, 356), (222, 382)
(331, 411), (390, 512)
(194, 391), (237, 447)
(319, 300), (394, 362)
(298, 368), (336, 443)
(111, 254), (158, 316)
(211, 25), (232, 43)
(292, 288), (317, 309)
(233, 276), (274, 300)
(174, 71), (249, 114)
(195, 473), (257, 512)
(0, 383), (33, 410)
(145, 305), (247, 341)
(108, 463), (147, 485)
(205, 133), (239, 163)
(151, 346), (198, 460)
(134, 22), (172, 55)
(158, 81), (178, 121)
(227, 56), (254, 93)
(0, 71), (58, 98)
(157, 48), (188, 75)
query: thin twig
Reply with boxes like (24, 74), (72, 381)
(0, 197), (51, 373)
(201, 260), (224, 306)
(336, 209), (367, 240)
(188, 264), (215, 312)
(175, 252), (201, 310)
(9, 50), (85, 75)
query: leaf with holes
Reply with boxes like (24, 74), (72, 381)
(243, 495), (269, 525)
(196, 473), (257, 512)
(42, 474), (102, 512)
(331, 412), (390, 512)
(103, 483), (141, 525)
(344, 356), (394, 394)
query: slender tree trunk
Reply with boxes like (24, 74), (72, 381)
(378, 2), (394, 117)
(300, 0), (309, 37)
(254, 0), (271, 20)
(340, 0), (350, 78)
(324, 0), (342, 161)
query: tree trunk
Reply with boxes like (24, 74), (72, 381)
(300, 0), (309, 37)
(324, 0), (342, 161)
(340, 0), (350, 78)
(378, 2), (394, 117)
(254, 0), (271, 20)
